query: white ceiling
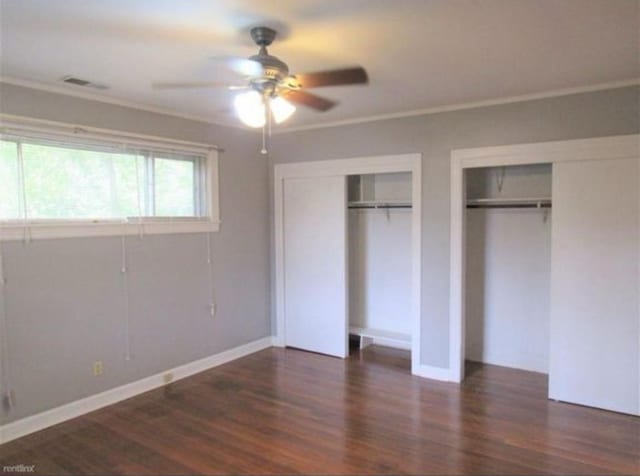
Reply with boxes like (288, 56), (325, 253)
(1, 0), (638, 129)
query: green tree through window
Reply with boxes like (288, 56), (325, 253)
(0, 139), (202, 220)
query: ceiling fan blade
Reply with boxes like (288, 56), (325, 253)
(284, 90), (336, 112)
(290, 67), (368, 89)
(152, 81), (241, 90)
(211, 55), (264, 77)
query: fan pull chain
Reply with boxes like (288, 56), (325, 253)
(260, 96), (273, 156)
(261, 122), (267, 155)
(268, 98), (273, 138)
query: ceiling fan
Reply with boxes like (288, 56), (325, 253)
(154, 26), (369, 130)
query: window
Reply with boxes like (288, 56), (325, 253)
(0, 119), (219, 240)
(154, 155), (198, 217)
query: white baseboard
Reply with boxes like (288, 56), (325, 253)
(412, 364), (458, 382)
(271, 335), (285, 347)
(0, 336), (275, 445)
(466, 355), (548, 375)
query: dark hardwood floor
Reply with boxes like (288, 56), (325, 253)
(1, 345), (638, 475)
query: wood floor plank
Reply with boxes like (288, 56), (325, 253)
(1, 346), (638, 475)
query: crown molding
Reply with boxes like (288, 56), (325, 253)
(0, 75), (245, 129)
(274, 78), (640, 134)
(2, 75), (638, 135)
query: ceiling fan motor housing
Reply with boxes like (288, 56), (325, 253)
(250, 52), (289, 81)
(248, 27), (290, 93)
(250, 26), (277, 47)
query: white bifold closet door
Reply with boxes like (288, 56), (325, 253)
(283, 175), (348, 358)
(550, 157), (639, 415)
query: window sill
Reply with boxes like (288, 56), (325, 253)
(0, 219), (221, 241)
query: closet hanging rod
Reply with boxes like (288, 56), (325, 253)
(467, 203), (552, 209)
(466, 197), (552, 209)
(348, 201), (412, 210)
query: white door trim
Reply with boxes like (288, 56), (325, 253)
(274, 153), (423, 374)
(449, 134), (640, 383)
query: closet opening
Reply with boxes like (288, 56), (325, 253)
(347, 172), (413, 364)
(274, 154), (421, 374)
(463, 164), (552, 383)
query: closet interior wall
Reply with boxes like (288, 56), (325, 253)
(464, 164), (552, 373)
(348, 173), (412, 348)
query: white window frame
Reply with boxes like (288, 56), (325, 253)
(0, 115), (220, 241)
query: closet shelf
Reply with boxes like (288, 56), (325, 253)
(349, 326), (411, 344)
(466, 197), (552, 209)
(348, 200), (412, 209)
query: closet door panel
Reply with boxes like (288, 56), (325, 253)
(550, 157), (639, 415)
(283, 175), (348, 358)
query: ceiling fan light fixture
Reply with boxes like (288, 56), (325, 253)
(270, 96), (296, 124)
(234, 90), (266, 128)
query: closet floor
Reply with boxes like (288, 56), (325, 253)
(1, 346), (637, 475)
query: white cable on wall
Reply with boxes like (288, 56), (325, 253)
(206, 232), (216, 317)
(495, 166), (506, 194)
(109, 144), (146, 363)
(120, 228), (132, 361)
(0, 228), (14, 409)
(16, 141), (31, 243)
(134, 151), (144, 238)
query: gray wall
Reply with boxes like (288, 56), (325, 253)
(1, 82), (638, 423)
(0, 83), (270, 423)
(269, 85), (640, 369)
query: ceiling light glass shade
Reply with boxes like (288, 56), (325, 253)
(270, 97), (296, 124)
(234, 90), (265, 128)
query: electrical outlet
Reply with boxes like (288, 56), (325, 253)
(209, 303), (216, 318)
(163, 372), (173, 384)
(93, 360), (103, 376)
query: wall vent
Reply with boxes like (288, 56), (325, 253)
(61, 76), (108, 90)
